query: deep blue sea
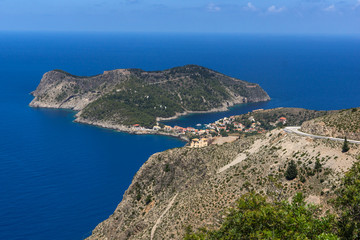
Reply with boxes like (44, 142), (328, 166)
(0, 32), (359, 240)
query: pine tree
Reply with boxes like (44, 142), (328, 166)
(285, 160), (298, 180)
(342, 137), (350, 153)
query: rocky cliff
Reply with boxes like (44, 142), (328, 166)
(30, 65), (270, 128)
(301, 107), (360, 141)
(87, 128), (359, 240)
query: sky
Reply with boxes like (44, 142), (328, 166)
(0, 0), (359, 34)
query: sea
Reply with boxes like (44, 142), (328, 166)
(0, 32), (359, 240)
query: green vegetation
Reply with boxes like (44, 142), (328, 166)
(321, 108), (360, 134)
(53, 69), (99, 78)
(55, 92), (67, 102)
(145, 195), (152, 205)
(219, 130), (228, 137)
(342, 137), (350, 153)
(315, 159), (322, 172)
(335, 163), (360, 239)
(185, 162), (360, 240)
(81, 76), (183, 127)
(77, 65), (269, 128)
(303, 107), (360, 141)
(234, 108), (328, 131)
(285, 160), (298, 180)
(164, 164), (170, 172)
(184, 192), (337, 240)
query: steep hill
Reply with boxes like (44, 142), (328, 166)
(30, 65), (270, 128)
(301, 107), (360, 141)
(87, 127), (360, 240)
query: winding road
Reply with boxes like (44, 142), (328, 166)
(151, 126), (359, 239)
(284, 126), (360, 145)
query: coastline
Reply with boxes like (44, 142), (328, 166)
(156, 97), (271, 122)
(74, 117), (189, 142)
(29, 96), (270, 142)
(156, 107), (231, 122)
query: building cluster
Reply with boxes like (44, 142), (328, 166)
(204, 115), (267, 134)
(132, 113), (287, 148)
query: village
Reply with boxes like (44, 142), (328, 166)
(132, 109), (288, 148)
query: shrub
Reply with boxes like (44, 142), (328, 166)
(335, 162), (360, 238)
(315, 159), (322, 172)
(285, 160), (298, 180)
(184, 192), (337, 239)
(145, 195), (152, 205)
(342, 137), (350, 153)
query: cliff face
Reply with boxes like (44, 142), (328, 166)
(87, 128), (359, 240)
(301, 107), (360, 141)
(30, 69), (132, 110)
(30, 65), (270, 128)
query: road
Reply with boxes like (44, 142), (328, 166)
(284, 126), (360, 145)
(151, 126), (359, 238)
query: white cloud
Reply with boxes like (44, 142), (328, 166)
(323, 4), (335, 11)
(207, 3), (221, 12)
(267, 5), (286, 13)
(244, 2), (257, 11)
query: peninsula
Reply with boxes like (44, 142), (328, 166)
(29, 65), (270, 136)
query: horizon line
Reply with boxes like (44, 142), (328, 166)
(0, 30), (359, 37)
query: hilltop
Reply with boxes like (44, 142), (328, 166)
(87, 125), (360, 240)
(29, 65), (270, 131)
(301, 107), (360, 141)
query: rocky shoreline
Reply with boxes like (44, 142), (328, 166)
(74, 117), (189, 141)
(30, 94), (269, 142)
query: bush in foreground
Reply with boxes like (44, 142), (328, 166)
(185, 162), (360, 240)
(184, 192), (337, 240)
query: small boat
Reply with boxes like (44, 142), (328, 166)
(196, 123), (202, 127)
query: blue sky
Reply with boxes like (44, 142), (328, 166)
(0, 0), (359, 34)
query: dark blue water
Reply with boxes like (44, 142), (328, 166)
(0, 32), (359, 240)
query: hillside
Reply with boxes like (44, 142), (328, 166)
(30, 65), (270, 129)
(86, 127), (360, 240)
(301, 107), (360, 141)
(234, 107), (331, 130)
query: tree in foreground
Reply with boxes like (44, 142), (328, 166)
(184, 162), (360, 240)
(285, 160), (298, 180)
(335, 162), (360, 239)
(342, 137), (350, 153)
(184, 192), (337, 240)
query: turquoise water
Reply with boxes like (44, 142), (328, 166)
(0, 32), (359, 239)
